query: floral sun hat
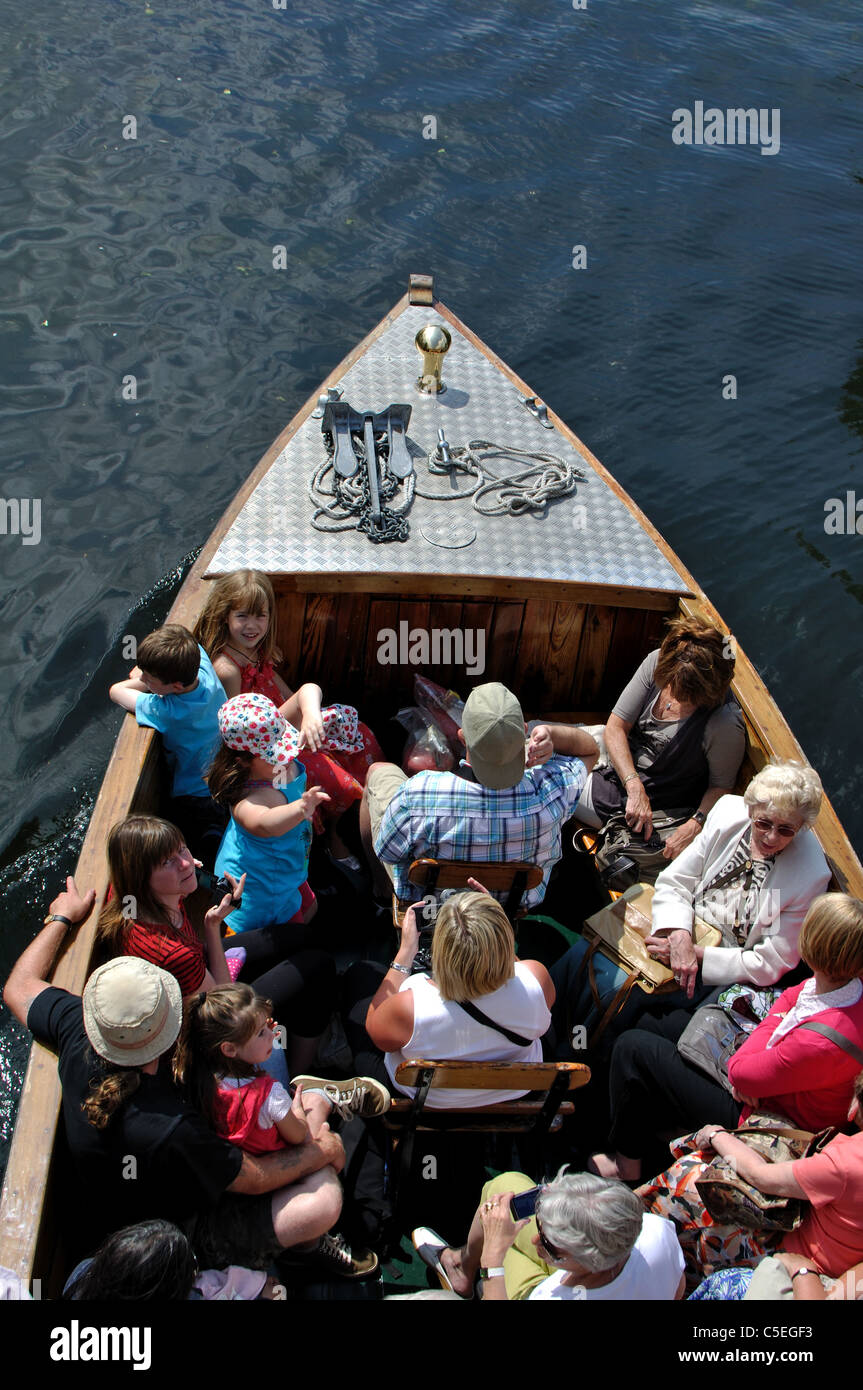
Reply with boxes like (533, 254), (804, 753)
(320, 703), (364, 753)
(217, 692), (301, 766)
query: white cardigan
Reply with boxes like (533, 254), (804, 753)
(651, 794), (831, 987)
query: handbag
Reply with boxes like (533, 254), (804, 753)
(572, 884), (722, 1046)
(694, 1114), (834, 1233)
(582, 809), (694, 890)
(677, 1004), (749, 1092)
(678, 1000), (863, 1092)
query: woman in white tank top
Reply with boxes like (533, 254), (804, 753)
(365, 890), (554, 1109)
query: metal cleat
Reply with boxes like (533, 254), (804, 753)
(518, 394), (554, 429)
(312, 384), (343, 420)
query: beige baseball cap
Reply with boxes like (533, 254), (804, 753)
(461, 683), (526, 789)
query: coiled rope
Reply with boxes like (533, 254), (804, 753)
(310, 434), (583, 542)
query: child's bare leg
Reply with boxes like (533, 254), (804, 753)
(325, 815), (352, 862)
(271, 1166), (343, 1250)
(298, 1089), (332, 1137)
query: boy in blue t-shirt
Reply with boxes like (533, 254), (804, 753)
(109, 623), (228, 865)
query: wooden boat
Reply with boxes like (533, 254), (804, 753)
(3, 272), (862, 1291)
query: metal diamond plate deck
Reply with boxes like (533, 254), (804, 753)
(208, 306), (687, 593)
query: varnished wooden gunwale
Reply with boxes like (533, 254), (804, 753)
(2, 282), (862, 1287)
(0, 293), (421, 1284)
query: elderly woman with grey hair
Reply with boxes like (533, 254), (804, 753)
(551, 761), (830, 1053)
(586, 762), (834, 1185)
(643, 760), (829, 998)
(412, 1169), (685, 1300)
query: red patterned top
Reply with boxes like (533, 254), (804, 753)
(222, 651), (284, 706)
(123, 901), (206, 997)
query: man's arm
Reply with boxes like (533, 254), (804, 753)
(226, 1125), (346, 1195)
(527, 724), (599, 773)
(3, 877), (97, 1024)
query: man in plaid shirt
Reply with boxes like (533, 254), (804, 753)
(362, 683), (599, 910)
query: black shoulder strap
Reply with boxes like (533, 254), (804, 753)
(798, 1019), (863, 1067)
(455, 998), (532, 1047)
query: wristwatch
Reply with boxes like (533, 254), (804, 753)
(789, 1267), (819, 1281)
(479, 1267), (506, 1280)
(43, 913), (73, 929)
(691, 811), (707, 828)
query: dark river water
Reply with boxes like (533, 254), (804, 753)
(1, 0), (862, 1172)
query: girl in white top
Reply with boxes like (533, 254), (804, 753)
(366, 889), (554, 1109)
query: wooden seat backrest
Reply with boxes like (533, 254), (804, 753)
(394, 1058), (590, 1094)
(393, 858), (544, 928)
(407, 858), (544, 894)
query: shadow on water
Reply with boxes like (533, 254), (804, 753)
(839, 337), (863, 450)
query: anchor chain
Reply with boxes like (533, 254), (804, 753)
(311, 430), (414, 543)
(311, 433), (583, 541)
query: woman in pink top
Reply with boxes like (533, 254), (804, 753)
(727, 922), (863, 1134)
(696, 1069), (863, 1282)
(595, 893), (863, 1182)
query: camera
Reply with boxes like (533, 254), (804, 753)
(196, 867), (243, 909)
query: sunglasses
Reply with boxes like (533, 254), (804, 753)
(534, 1215), (566, 1263)
(751, 818), (798, 840)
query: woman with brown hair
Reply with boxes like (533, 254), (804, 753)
(97, 813), (336, 1075)
(96, 814), (237, 996)
(576, 616), (745, 862)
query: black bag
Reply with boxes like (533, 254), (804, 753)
(581, 809), (694, 890)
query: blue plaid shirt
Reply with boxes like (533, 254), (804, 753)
(375, 756), (587, 910)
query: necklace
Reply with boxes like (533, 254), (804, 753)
(658, 687), (694, 719)
(225, 643), (259, 666)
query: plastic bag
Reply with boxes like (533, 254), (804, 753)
(414, 675), (465, 758)
(393, 706), (455, 773)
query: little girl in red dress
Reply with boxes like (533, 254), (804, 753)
(174, 983), (391, 1153)
(194, 569), (383, 880)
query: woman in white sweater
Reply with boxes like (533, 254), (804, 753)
(645, 761), (830, 997)
(588, 762), (832, 1184)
